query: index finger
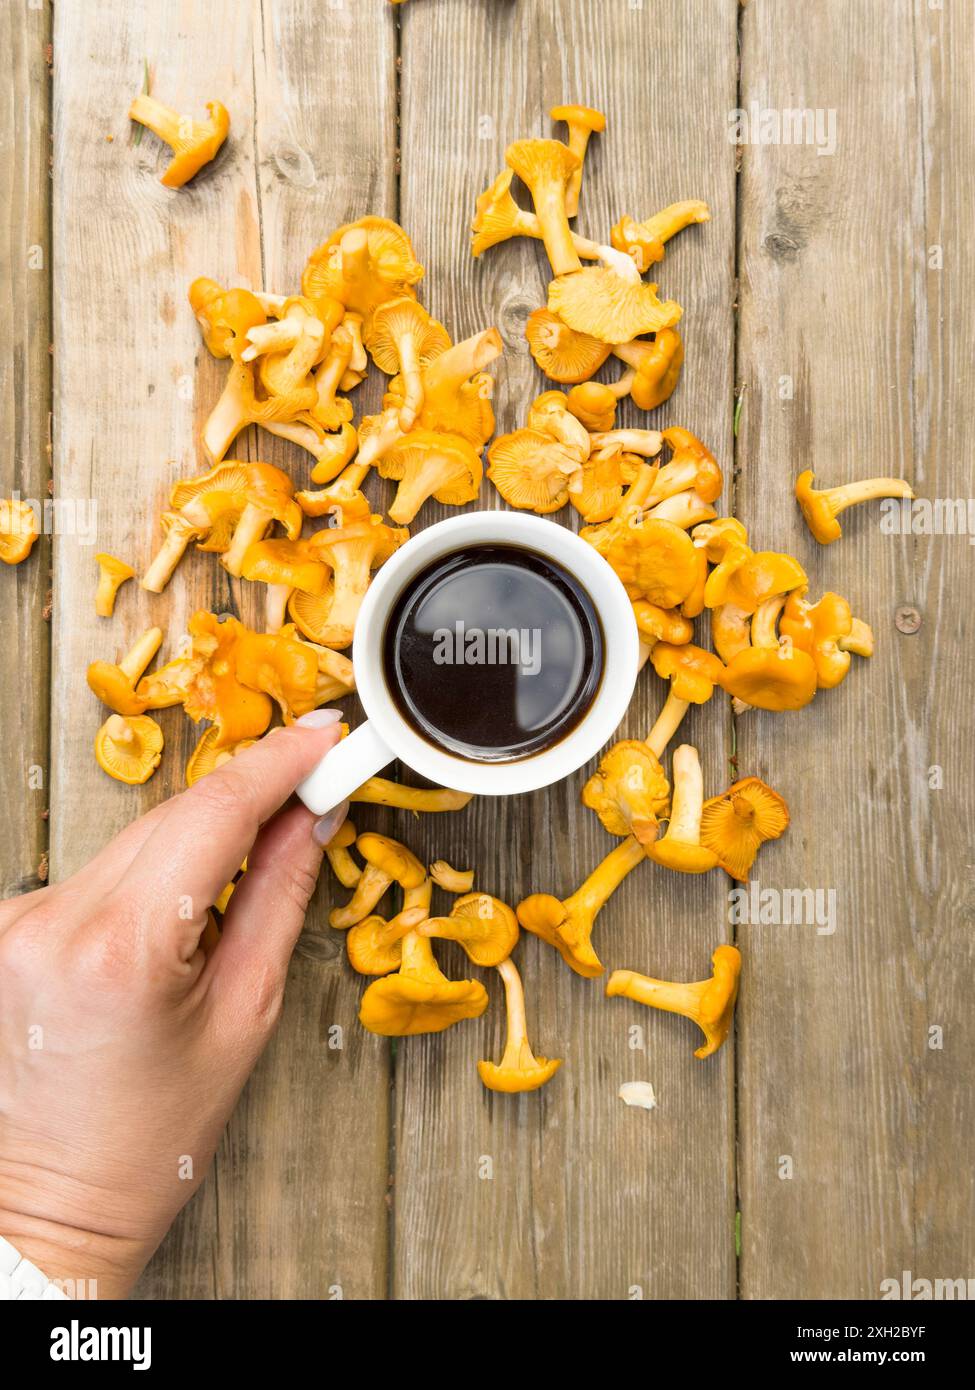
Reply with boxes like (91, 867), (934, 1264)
(102, 717), (343, 944)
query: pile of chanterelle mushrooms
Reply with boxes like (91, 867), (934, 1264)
(1, 93), (915, 1091)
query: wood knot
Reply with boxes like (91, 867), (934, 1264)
(273, 142), (316, 189)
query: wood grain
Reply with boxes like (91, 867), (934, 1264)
(0, 0), (51, 900)
(735, 0), (975, 1297)
(394, 0), (739, 1299)
(50, 0), (396, 1299)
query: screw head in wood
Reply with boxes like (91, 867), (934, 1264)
(894, 605), (922, 634)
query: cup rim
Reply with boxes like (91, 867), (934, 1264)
(351, 510), (639, 796)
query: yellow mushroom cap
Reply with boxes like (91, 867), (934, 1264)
(365, 297), (451, 374)
(719, 644), (818, 711)
(240, 537), (329, 594)
(567, 381), (618, 432)
(549, 268), (682, 345)
(347, 907), (427, 977)
(359, 971), (488, 1036)
(582, 739), (670, 843)
(419, 893), (520, 968)
(780, 590), (855, 689)
(356, 833), (427, 889)
(94, 714), (164, 785)
(582, 513), (700, 609)
(184, 726), (256, 786)
(700, 777), (790, 881)
(94, 553), (135, 617)
(525, 307), (611, 384)
(0, 498), (40, 564)
(487, 428), (580, 514)
(651, 642), (725, 702)
(378, 429), (482, 522)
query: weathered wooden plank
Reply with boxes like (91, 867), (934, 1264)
(51, 0), (396, 1298)
(394, 0), (739, 1299)
(0, 0), (51, 900)
(736, 0), (975, 1297)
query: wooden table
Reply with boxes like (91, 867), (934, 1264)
(3, 0), (972, 1300)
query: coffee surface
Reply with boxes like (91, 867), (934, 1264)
(383, 544), (603, 762)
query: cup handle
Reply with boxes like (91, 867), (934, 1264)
(295, 720), (394, 816)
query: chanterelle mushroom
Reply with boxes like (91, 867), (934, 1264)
(477, 957), (562, 1094)
(525, 307), (611, 384)
(87, 627), (163, 716)
(614, 329), (685, 411)
(700, 777), (790, 881)
(517, 837), (646, 978)
(128, 93), (229, 188)
(0, 499), (39, 565)
(420, 893), (519, 968)
(780, 590), (873, 689)
(795, 468), (914, 545)
(505, 138), (582, 277)
(347, 905), (428, 978)
(365, 297), (451, 430)
(487, 427), (582, 514)
(610, 201), (711, 272)
(606, 944), (741, 1058)
(189, 278), (266, 360)
(549, 103), (606, 218)
(648, 642), (725, 757)
(378, 429), (482, 524)
(94, 553), (135, 618)
(94, 714), (164, 785)
(646, 744), (718, 874)
(582, 740), (670, 845)
(309, 509), (408, 648)
(358, 929), (488, 1037)
(549, 267), (682, 345)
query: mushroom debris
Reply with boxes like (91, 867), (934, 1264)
(49, 92), (917, 1095)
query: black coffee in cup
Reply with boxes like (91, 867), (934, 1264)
(382, 543), (603, 762)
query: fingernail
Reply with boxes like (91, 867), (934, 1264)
(312, 800), (350, 848)
(296, 708), (343, 729)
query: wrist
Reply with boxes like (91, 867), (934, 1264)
(0, 1208), (151, 1300)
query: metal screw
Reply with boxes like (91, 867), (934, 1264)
(895, 605), (922, 634)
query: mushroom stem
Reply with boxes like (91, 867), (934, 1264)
(128, 93), (180, 145)
(399, 928), (443, 979)
(429, 859), (475, 893)
(531, 178), (583, 277)
(222, 503), (271, 577)
(386, 454), (449, 525)
(104, 713), (136, 748)
(666, 745), (704, 843)
(142, 517), (202, 593)
(422, 328), (503, 396)
(646, 690), (690, 758)
(265, 583), (291, 634)
(329, 864), (394, 929)
(394, 333), (424, 431)
(119, 627), (163, 683)
(750, 594), (786, 648)
(589, 428), (663, 458)
(566, 836), (647, 920)
(350, 778), (473, 812)
(827, 476), (914, 515)
(496, 957), (532, 1066)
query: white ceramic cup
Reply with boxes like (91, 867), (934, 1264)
(296, 510), (639, 815)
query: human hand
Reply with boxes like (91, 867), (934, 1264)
(0, 711), (346, 1298)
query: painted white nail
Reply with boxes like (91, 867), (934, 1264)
(312, 800), (350, 848)
(296, 708), (343, 728)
